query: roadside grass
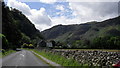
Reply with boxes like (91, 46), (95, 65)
(32, 52), (54, 68)
(32, 49), (82, 67)
(0, 52), (2, 58)
(1, 50), (16, 58)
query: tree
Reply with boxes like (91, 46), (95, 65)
(20, 33), (31, 45)
(91, 36), (120, 49)
(50, 40), (56, 48)
(0, 34), (9, 50)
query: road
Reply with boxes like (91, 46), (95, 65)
(2, 50), (49, 67)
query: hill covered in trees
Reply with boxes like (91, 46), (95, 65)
(2, 2), (44, 50)
(41, 16), (120, 49)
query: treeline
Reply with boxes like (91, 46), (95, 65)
(2, 2), (43, 50)
(46, 36), (120, 49)
(91, 36), (120, 49)
(70, 36), (120, 49)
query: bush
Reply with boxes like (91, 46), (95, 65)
(91, 36), (120, 49)
(0, 34), (9, 50)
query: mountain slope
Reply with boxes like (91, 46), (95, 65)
(41, 16), (120, 43)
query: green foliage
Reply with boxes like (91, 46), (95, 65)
(107, 36), (120, 49)
(53, 36), (120, 49)
(22, 43), (28, 47)
(20, 33), (31, 44)
(2, 2), (23, 49)
(118, 25), (120, 31)
(71, 40), (89, 49)
(91, 36), (120, 49)
(2, 49), (16, 57)
(53, 41), (69, 49)
(0, 34), (9, 50)
(0, 33), (5, 38)
(22, 43), (34, 49)
(71, 40), (82, 48)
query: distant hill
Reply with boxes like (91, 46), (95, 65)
(41, 16), (120, 49)
(2, 2), (43, 49)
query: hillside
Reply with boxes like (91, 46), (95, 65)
(42, 16), (120, 41)
(41, 16), (120, 49)
(2, 2), (43, 50)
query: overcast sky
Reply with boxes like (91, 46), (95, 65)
(6, 0), (119, 31)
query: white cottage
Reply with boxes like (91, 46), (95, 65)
(46, 42), (53, 47)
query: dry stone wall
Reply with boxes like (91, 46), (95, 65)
(44, 49), (120, 66)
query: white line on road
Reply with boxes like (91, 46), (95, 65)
(20, 54), (25, 57)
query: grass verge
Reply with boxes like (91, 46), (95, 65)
(1, 50), (16, 58)
(32, 49), (81, 66)
(0, 52), (2, 58)
(33, 52), (56, 68)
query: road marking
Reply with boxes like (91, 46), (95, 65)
(20, 54), (24, 57)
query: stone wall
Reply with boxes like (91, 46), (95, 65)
(44, 49), (120, 66)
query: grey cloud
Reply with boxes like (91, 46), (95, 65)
(78, 2), (118, 17)
(32, 15), (52, 26)
(69, 2), (119, 23)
